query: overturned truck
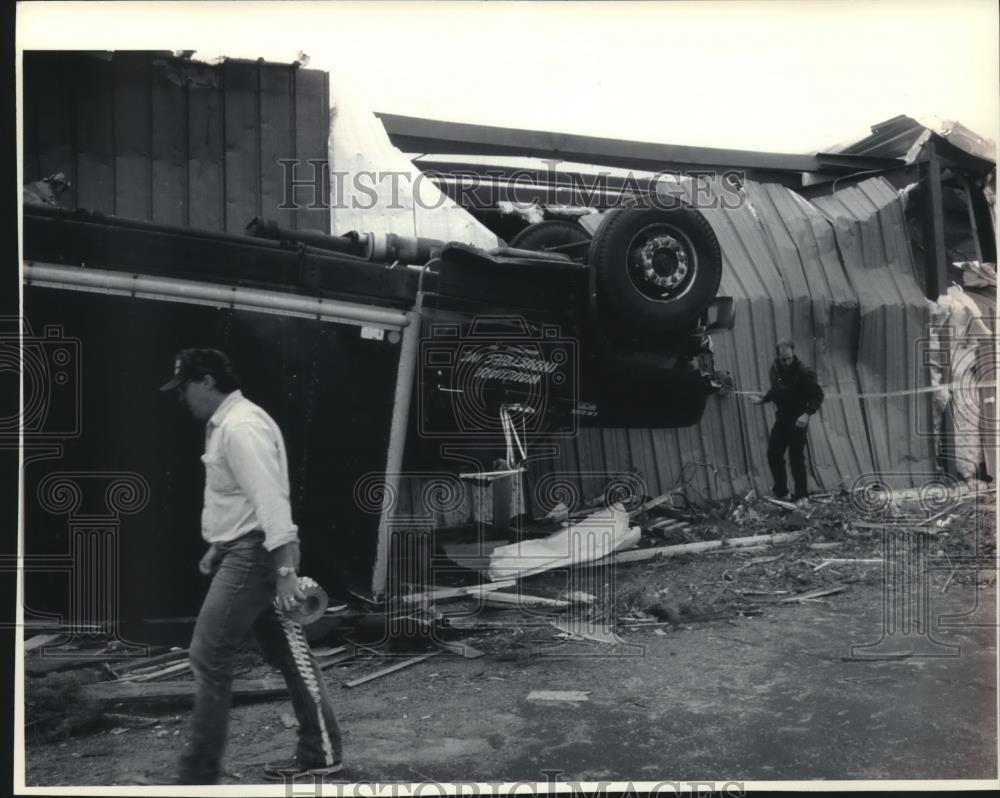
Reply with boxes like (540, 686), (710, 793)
(21, 201), (733, 639)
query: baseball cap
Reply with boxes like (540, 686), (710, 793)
(159, 349), (235, 391)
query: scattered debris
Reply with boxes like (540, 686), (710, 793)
(814, 559), (883, 572)
(483, 592), (570, 610)
(402, 580), (519, 607)
(628, 491), (682, 519)
(644, 601), (683, 625)
(776, 585), (848, 603)
(434, 640), (485, 659)
(736, 554), (786, 570)
(342, 652), (442, 689)
(119, 660), (191, 683)
(114, 648), (188, 674)
(551, 620), (624, 645)
(25, 483), (990, 748)
(82, 678), (288, 704)
(24, 634), (63, 653)
(526, 690), (591, 702)
(487, 504), (639, 580)
(559, 591), (598, 605)
(613, 531), (802, 564)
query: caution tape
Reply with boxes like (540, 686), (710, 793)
(731, 379), (989, 401)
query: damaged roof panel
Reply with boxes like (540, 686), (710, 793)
(842, 114), (995, 173)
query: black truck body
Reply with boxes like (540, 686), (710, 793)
(20, 203), (729, 637)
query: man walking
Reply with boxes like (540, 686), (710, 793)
(750, 340), (824, 501)
(161, 348), (343, 784)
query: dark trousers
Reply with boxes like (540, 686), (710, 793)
(178, 531), (343, 784)
(767, 420), (809, 498)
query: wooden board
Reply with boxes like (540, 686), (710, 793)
(83, 678), (288, 704)
(342, 652), (441, 688)
(612, 532), (803, 564)
(483, 592), (570, 609)
(402, 580), (518, 605)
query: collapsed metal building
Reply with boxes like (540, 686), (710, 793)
(19, 52), (996, 632)
(376, 113), (997, 509)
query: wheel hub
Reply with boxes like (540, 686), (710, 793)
(634, 234), (689, 292)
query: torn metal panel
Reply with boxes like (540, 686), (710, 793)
(21, 51), (330, 233)
(841, 114), (994, 174)
(486, 505), (639, 581)
(327, 73), (498, 248)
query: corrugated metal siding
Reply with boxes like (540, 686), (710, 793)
(532, 176), (937, 513)
(22, 51), (330, 233)
(812, 180), (935, 487)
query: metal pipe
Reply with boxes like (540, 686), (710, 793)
(370, 284), (426, 598)
(23, 262), (411, 330)
(245, 217), (370, 257)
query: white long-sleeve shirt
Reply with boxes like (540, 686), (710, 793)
(200, 390), (299, 551)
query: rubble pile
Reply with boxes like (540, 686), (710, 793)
(23, 480), (994, 736)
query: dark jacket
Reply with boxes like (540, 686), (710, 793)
(762, 356), (824, 421)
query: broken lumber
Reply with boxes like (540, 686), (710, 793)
(401, 580), (518, 606)
(559, 591), (597, 605)
(628, 492), (680, 519)
(611, 532), (803, 564)
(736, 554), (786, 570)
(24, 634), (62, 653)
(434, 639), (485, 659)
(645, 518), (689, 532)
(808, 542), (844, 551)
(342, 652), (441, 688)
(26, 652), (148, 677)
(443, 614), (544, 631)
(764, 497), (799, 511)
(551, 620), (623, 645)
(318, 652), (356, 670)
(483, 592), (570, 610)
(777, 585), (848, 603)
(83, 678), (287, 704)
(121, 660), (191, 683)
(114, 648), (189, 674)
(814, 558), (883, 572)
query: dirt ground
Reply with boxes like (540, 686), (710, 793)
(23, 490), (999, 787)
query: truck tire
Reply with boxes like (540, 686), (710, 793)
(590, 207), (722, 334)
(509, 220), (591, 257)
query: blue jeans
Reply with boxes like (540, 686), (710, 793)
(178, 531), (343, 784)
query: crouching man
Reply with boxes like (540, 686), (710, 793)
(161, 348), (343, 784)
